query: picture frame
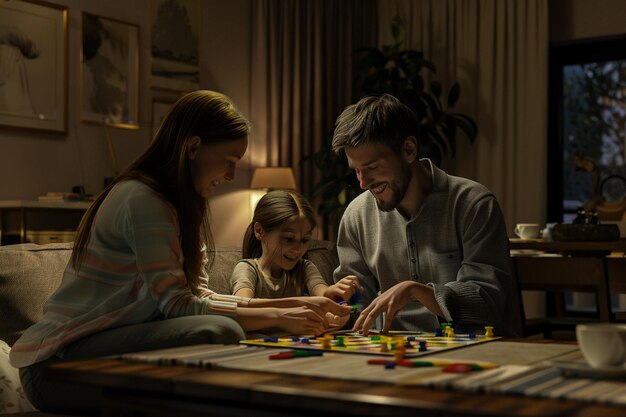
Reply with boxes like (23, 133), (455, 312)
(81, 12), (140, 130)
(0, 0), (68, 134)
(150, 98), (175, 141)
(150, 0), (201, 91)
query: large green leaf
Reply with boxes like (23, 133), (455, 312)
(447, 83), (461, 108)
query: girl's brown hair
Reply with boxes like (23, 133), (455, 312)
(242, 189), (317, 259)
(72, 90), (251, 293)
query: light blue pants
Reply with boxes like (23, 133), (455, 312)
(20, 315), (244, 415)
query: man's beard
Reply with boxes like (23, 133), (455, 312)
(373, 167), (411, 212)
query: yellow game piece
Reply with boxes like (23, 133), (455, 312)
(394, 346), (406, 362)
(446, 327), (455, 338)
(484, 326), (494, 338)
(379, 340), (389, 352)
(319, 335), (332, 349)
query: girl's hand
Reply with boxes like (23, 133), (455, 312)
(324, 275), (363, 302)
(292, 296), (352, 319)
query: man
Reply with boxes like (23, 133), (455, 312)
(332, 94), (514, 336)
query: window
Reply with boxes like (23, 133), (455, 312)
(548, 35), (626, 223)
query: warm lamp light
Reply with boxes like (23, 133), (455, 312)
(250, 167), (297, 190)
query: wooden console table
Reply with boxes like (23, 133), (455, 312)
(42, 340), (626, 417)
(0, 200), (92, 245)
(509, 238), (626, 326)
(509, 238), (626, 253)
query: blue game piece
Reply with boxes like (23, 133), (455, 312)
(351, 288), (362, 304)
(301, 338), (310, 344)
(407, 336), (415, 342)
(384, 361), (396, 369)
(468, 332), (476, 339)
(263, 337), (278, 343)
(404, 341), (413, 349)
(291, 336), (300, 342)
(435, 328), (443, 337)
(418, 341), (427, 352)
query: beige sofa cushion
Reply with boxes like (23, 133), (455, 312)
(0, 243), (73, 346)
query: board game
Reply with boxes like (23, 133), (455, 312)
(240, 329), (500, 358)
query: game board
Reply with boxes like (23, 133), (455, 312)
(240, 329), (500, 358)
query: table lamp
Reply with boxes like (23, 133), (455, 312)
(250, 167), (297, 190)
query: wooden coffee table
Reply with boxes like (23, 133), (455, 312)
(42, 339), (626, 417)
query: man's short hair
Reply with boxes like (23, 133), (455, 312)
(332, 94), (419, 154)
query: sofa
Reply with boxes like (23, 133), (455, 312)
(0, 240), (339, 415)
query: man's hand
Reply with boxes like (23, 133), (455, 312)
(352, 281), (443, 334)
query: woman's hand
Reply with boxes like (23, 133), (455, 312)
(325, 310), (350, 331)
(323, 275), (363, 302)
(274, 306), (330, 335)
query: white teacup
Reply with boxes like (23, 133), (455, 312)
(576, 324), (626, 368)
(514, 223), (540, 240)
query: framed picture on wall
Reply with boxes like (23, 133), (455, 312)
(0, 0), (68, 134)
(81, 13), (140, 130)
(150, 0), (201, 91)
(150, 98), (175, 141)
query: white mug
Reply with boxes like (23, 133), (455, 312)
(514, 223), (540, 240)
(576, 324), (626, 368)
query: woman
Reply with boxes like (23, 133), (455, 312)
(10, 90), (350, 414)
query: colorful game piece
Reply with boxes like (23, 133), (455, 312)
(394, 346), (406, 363)
(384, 361), (396, 369)
(379, 341), (389, 352)
(446, 327), (455, 338)
(335, 336), (346, 347)
(484, 326), (494, 338)
(435, 328), (443, 337)
(442, 363), (475, 373)
(468, 332), (476, 339)
(418, 341), (427, 352)
(263, 337), (278, 343)
(291, 336), (300, 342)
(367, 358), (497, 370)
(319, 335), (332, 349)
(269, 350), (324, 360)
(301, 338), (310, 344)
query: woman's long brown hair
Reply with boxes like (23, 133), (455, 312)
(72, 90), (251, 293)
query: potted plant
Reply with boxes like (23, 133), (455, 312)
(304, 16), (478, 239)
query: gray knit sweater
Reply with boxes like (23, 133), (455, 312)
(334, 159), (512, 335)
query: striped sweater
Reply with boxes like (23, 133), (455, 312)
(10, 180), (242, 368)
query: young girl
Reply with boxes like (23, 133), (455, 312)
(231, 190), (360, 306)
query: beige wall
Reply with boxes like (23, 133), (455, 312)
(3, 0), (625, 247)
(550, 0), (626, 42)
(0, 0), (253, 246)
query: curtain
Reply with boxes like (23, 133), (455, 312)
(250, 0), (377, 201)
(377, 0), (549, 233)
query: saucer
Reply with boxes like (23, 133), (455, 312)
(551, 360), (626, 378)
